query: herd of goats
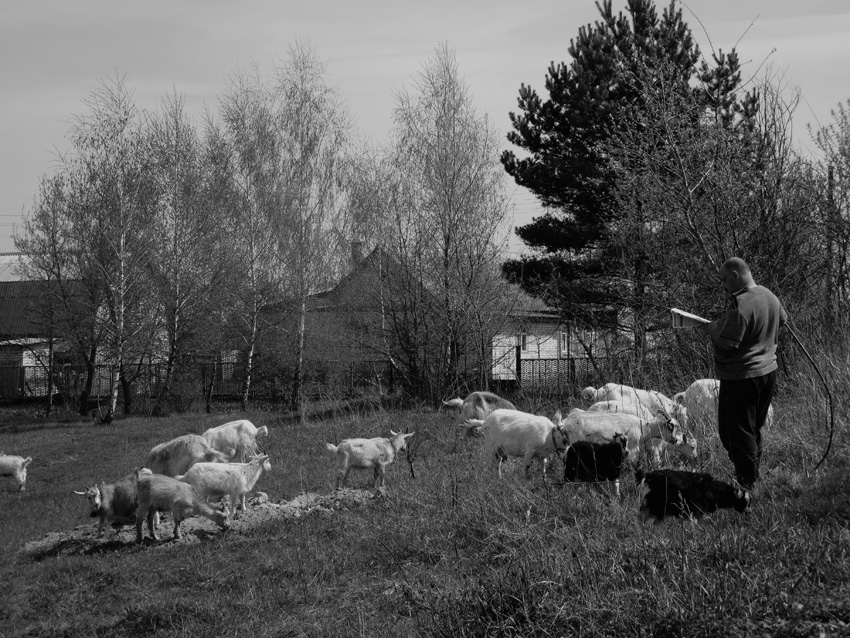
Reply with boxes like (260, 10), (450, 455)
(0, 380), (753, 545)
(443, 382), (752, 522)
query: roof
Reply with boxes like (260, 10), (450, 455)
(0, 280), (49, 339)
(306, 247), (405, 312)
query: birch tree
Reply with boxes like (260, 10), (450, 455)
(215, 45), (352, 413)
(214, 69), (285, 411)
(17, 76), (156, 421)
(383, 43), (513, 399)
(63, 74), (157, 422)
(270, 43), (353, 413)
(147, 91), (228, 413)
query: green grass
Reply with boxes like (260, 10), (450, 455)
(1, 396), (848, 637)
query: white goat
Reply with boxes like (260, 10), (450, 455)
(325, 430), (415, 490)
(673, 378), (775, 434)
(176, 454), (271, 518)
(135, 472), (229, 543)
(559, 408), (679, 460)
(587, 398), (654, 421)
(463, 408), (569, 480)
(145, 434), (233, 477)
(585, 399), (697, 465)
(443, 391), (516, 437)
(75, 469), (150, 538)
(203, 419), (269, 462)
(646, 434), (698, 466)
(0, 454), (32, 491)
(583, 383), (682, 422)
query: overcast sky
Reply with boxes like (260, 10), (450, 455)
(2, 0), (848, 254)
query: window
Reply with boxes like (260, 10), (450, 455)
(559, 331), (569, 358)
(517, 333), (528, 351)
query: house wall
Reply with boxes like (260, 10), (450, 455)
(0, 346), (23, 366)
(491, 322), (605, 381)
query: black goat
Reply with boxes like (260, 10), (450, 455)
(563, 433), (629, 496)
(635, 468), (750, 522)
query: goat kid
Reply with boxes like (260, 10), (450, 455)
(136, 472), (229, 543)
(176, 454), (271, 518)
(635, 468), (750, 523)
(0, 454), (31, 491)
(645, 433), (698, 466)
(325, 430), (414, 490)
(464, 409), (568, 480)
(563, 433), (629, 497)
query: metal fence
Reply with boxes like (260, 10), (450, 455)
(516, 356), (596, 392)
(2, 356), (601, 406)
(0, 359), (396, 403)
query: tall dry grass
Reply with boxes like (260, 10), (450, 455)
(0, 372), (848, 636)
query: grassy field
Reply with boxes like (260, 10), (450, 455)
(0, 392), (848, 637)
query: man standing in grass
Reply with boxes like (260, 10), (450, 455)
(699, 257), (786, 491)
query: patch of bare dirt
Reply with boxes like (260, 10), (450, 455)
(19, 488), (381, 561)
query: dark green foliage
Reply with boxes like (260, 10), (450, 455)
(501, 0), (755, 321)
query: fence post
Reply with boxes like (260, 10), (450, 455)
(515, 345), (522, 385)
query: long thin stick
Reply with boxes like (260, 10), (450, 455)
(786, 322), (835, 472)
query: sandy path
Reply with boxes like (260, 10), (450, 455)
(19, 488), (380, 560)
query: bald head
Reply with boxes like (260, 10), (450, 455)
(719, 257), (755, 292)
(722, 257), (750, 275)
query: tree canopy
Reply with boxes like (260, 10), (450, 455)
(501, 0), (756, 324)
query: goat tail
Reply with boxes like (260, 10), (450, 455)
(257, 425), (269, 437)
(443, 398), (464, 409)
(324, 442), (338, 454)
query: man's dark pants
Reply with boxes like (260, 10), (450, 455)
(718, 371), (776, 489)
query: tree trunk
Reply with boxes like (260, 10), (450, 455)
(120, 365), (132, 415)
(153, 330), (178, 416)
(205, 358), (217, 414)
(79, 345), (97, 416)
(241, 310), (258, 412)
(289, 295), (307, 416)
(45, 337), (54, 418)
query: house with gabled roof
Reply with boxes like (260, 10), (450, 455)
(300, 244), (609, 393)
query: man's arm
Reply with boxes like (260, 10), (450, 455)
(699, 317), (741, 353)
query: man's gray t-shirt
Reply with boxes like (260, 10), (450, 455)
(714, 285), (787, 380)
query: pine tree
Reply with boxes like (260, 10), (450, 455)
(501, 0), (752, 322)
